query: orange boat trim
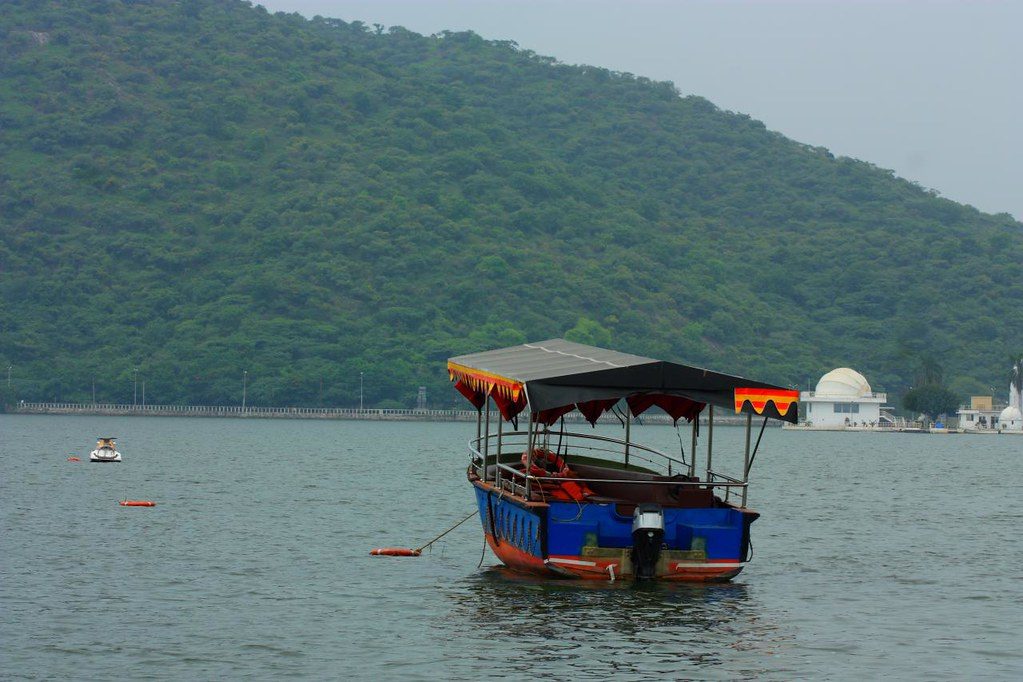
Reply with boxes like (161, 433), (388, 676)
(447, 362), (524, 401)
(733, 388), (799, 415)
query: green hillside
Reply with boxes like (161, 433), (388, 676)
(1, 0), (1020, 408)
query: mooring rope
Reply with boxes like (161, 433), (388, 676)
(416, 510), (479, 554)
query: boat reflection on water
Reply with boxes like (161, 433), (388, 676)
(442, 567), (793, 677)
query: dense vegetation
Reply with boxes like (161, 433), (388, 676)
(1, 0), (1021, 409)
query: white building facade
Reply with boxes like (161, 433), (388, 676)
(800, 368), (887, 428)
(958, 396), (1001, 431)
(958, 381), (1023, 432)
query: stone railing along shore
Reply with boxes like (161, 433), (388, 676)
(10, 401), (755, 425)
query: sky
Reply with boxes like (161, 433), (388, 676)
(254, 0), (1022, 221)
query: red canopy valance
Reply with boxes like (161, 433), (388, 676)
(627, 394), (705, 424)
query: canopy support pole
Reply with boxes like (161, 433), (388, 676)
(475, 406), (482, 477)
(742, 412), (752, 507)
(706, 405), (714, 480)
(495, 412), (503, 487)
(483, 397), (491, 481)
(624, 409), (631, 468)
(689, 418), (697, 479)
(745, 417), (769, 478)
(524, 416), (537, 499)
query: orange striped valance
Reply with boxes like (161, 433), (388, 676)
(447, 362), (524, 401)
(734, 388), (799, 416)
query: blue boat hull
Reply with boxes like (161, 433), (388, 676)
(472, 480), (756, 581)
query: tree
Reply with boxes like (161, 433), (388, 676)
(565, 317), (612, 348)
(1, 0), (1021, 409)
(902, 385), (959, 420)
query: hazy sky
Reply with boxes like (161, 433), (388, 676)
(254, 0), (1022, 220)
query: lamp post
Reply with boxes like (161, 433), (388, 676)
(6, 364), (10, 389)
(133, 367), (139, 406)
(360, 372), (364, 411)
(242, 370), (248, 410)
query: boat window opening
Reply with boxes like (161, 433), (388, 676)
(833, 403), (860, 414)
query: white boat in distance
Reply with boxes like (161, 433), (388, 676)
(89, 437), (122, 463)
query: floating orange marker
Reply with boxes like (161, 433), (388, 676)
(67, 456), (80, 462)
(119, 500), (156, 507)
(370, 547), (420, 557)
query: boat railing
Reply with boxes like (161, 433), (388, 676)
(706, 469), (745, 504)
(468, 430), (748, 502)
(470, 429), (685, 474)
(483, 462), (749, 504)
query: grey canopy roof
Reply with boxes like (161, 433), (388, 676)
(447, 339), (798, 422)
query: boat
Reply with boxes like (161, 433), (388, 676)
(89, 437), (122, 463)
(449, 339), (798, 582)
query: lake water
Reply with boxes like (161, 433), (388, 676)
(2, 414), (1021, 680)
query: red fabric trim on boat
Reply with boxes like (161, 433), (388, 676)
(454, 378), (486, 410)
(447, 362), (524, 401)
(492, 390), (528, 421)
(627, 394), (705, 424)
(576, 398), (619, 425)
(533, 404), (576, 425)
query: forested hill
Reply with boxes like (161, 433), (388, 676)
(1, 0), (1020, 409)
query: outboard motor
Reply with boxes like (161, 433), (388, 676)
(631, 503), (665, 580)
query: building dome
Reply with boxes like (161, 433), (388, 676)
(999, 405), (1022, 423)
(814, 368), (872, 397)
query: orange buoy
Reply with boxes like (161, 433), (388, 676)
(119, 500), (156, 507)
(67, 456), (80, 462)
(370, 547), (421, 557)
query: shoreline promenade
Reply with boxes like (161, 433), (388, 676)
(7, 401), (754, 425)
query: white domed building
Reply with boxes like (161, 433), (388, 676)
(999, 405), (1023, 431)
(800, 368), (888, 429)
(998, 375), (1023, 432)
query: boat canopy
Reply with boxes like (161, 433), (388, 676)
(448, 339), (798, 425)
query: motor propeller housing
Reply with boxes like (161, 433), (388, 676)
(631, 503), (665, 579)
